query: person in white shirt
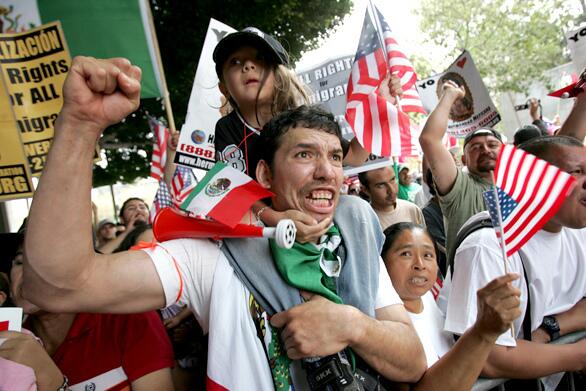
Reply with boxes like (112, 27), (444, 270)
(381, 222), (520, 391)
(442, 135), (586, 390)
(22, 57), (426, 390)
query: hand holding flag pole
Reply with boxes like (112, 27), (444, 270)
(152, 162), (297, 248)
(482, 144), (576, 339)
(488, 170), (515, 338)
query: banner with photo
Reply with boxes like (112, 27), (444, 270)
(566, 24), (586, 74)
(0, 21), (70, 176)
(0, 74), (34, 201)
(416, 51), (500, 137)
(297, 55), (394, 175)
(174, 18), (235, 171)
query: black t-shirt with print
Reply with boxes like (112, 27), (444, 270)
(214, 111), (263, 179)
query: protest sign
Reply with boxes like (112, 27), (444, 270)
(417, 51), (500, 137)
(566, 24), (586, 74)
(0, 21), (70, 176)
(0, 0), (163, 99)
(298, 55), (394, 174)
(0, 74), (34, 201)
(175, 18), (235, 171)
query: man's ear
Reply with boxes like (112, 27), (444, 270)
(461, 153), (467, 167)
(256, 160), (272, 189)
(0, 291), (7, 306)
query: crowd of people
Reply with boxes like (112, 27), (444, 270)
(0, 26), (585, 391)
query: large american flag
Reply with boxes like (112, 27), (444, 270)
(345, 6), (425, 157)
(149, 116), (169, 181)
(482, 144), (576, 256)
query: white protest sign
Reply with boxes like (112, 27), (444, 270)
(566, 24), (586, 74)
(0, 307), (23, 332)
(417, 51), (500, 137)
(297, 55), (394, 174)
(175, 19), (236, 171)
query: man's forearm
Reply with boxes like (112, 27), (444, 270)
(557, 298), (586, 336)
(349, 308), (426, 382)
(559, 93), (586, 141)
(419, 95), (453, 146)
(482, 339), (586, 379)
(24, 116), (99, 299)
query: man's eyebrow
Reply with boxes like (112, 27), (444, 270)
(292, 143), (343, 155)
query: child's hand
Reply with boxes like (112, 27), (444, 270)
(280, 209), (331, 243)
(167, 131), (179, 151)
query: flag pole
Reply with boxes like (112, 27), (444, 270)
(367, 0), (402, 110)
(489, 171), (509, 274)
(490, 170), (515, 338)
(143, 0), (177, 134)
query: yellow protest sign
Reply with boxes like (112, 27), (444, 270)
(0, 21), (71, 176)
(0, 74), (34, 201)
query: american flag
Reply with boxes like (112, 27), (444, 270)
(149, 116), (169, 181)
(345, 6), (425, 157)
(482, 144), (576, 257)
(150, 159), (198, 223)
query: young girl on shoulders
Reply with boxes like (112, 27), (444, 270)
(213, 27), (369, 241)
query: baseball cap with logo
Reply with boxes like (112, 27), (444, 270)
(463, 127), (503, 149)
(213, 27), (290, 78)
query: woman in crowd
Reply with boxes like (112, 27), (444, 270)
(381, 222), (521, 390)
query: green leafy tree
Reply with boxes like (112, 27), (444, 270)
(93, 0), (352, 187)
(417, 0), (576, 94)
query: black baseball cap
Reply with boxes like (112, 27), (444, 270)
(213, 27), (290, 78)
(463, 128), (503, 149)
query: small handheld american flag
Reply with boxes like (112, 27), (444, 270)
(482, 145), (576, 257)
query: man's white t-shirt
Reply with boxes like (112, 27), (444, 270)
(443, 226), (586, 346)
(144, 238), (402, 391)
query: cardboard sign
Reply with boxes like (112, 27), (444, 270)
(0, 72), (34, 201)
(417, 51), (500, 137)
(0, 21), (71, 176)
(175, 19), (236, 171)
(566, 24), (586, 74)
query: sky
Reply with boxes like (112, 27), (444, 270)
(297, 0), (449, 72)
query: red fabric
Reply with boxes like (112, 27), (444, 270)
(27, 312), (173, 387)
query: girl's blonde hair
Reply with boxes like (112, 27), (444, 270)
(270, 64), (310, 115)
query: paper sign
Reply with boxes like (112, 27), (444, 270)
(566, 24), (586, 74)
(0, 307), (23, 332)
(0, 21), (71, 176)
(417, 51), (500, 137)
(175, 19), (236, 171)
(0, 71), (34, 201)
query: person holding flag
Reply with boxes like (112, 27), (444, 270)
(212, 27), (371, 243)
(442, 135), (586, 390)
(419, 80), (504, 262)
(22, 57), (426, 390)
